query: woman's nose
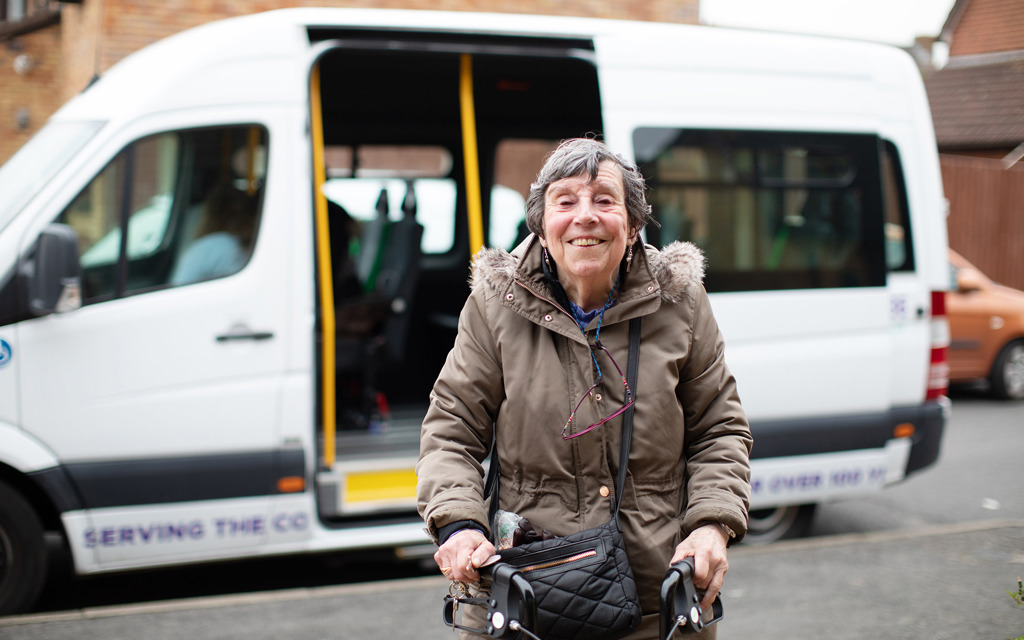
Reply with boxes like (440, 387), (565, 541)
(575, 197), (599, 223)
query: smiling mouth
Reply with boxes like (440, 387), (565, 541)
(569, 238), (604, 247)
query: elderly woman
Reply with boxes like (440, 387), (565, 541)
(417, 138), (752, 639)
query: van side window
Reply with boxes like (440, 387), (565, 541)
(58, 126), (267, 303)
(635, 128), (887, 292)
(880, 140), (915, 271)
(321, 145), (454, 301)
(323, 146), (454, 252)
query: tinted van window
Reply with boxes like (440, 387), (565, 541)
(635, 128), (886, 292)
(59, 126), (267, 302)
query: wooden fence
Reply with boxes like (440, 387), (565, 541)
(941, 154), (1024, 291)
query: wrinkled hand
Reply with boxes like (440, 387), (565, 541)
(434, 529), (496, 583)
(670, 524), (730, 610)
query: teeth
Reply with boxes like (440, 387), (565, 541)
(570, 238), (602, 246)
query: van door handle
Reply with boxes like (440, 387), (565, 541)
(215, 326), (275, 342)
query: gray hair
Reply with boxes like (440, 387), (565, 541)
(525, 138), (654, 238)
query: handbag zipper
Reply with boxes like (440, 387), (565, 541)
(518, 549), (597, 573)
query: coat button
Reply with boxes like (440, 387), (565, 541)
(599, 486), (610, 498)
(506, 293), (514, 301)
(647, 285), (655, 292)
(594, 393), (603, 402)
(544, 314), (553, 321)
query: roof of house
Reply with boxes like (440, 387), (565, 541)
(939, 0), (970, 44)
(925, 51), (1024, 149)
(939, 0), (1024, 57)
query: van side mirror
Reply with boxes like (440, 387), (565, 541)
(22, 223), (83, 316)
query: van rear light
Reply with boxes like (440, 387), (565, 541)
(927, 290), (950, 401)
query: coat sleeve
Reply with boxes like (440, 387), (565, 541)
(677, 284), (753, 542)
(416, 288), (506, 541)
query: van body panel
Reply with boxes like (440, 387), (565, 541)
(0, 8), (949, 603)
(0, 422), (61, 472)
(897, 78), (949, 294)
(595, 31), (912, 136)
(886, 272), (934, 402)
(707, 290), (890, 419)
(17, 108), (296, 466)
(54, 18), (309, 124)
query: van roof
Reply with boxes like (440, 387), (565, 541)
(55, 8), (919, 130)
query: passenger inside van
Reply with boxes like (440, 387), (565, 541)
(170, 183), (259, 285)
(328, 200), (363, 302)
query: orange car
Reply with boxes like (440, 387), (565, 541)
(947, 250), (1024, 399)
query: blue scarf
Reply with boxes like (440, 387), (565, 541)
(569, 297), (617, 332)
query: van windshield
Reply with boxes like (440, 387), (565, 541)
(0, 120), (103, 234)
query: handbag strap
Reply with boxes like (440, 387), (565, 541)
(613, 316), (642, 519)
(486, 317), (642, 522)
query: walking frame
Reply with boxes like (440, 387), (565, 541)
(442, 556), (724, 640)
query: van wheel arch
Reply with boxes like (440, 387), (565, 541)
(742, 504), (816, 545)
(0, 463), (66, 533)
(0, 479), (49, 615)
(989, 339), (1024, 400)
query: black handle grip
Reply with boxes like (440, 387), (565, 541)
(660, 558), (724, 637)
(442, 563), (537, 638)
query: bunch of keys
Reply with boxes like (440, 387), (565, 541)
(442, 562), (538, 638)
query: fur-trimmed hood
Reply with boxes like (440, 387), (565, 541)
(470, 237), (706, 305)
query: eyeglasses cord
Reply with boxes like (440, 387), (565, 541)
(569, 271), (621, 382)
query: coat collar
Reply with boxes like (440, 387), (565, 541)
(470, 234), (705, 336)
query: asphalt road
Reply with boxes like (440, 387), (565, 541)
(3, 390), (1022, 639)
(2, 520), (1021, 640)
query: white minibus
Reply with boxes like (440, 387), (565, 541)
(0, 8), (950, 614)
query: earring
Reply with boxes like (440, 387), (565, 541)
(626, 243), (634, 272)
(543, 247), (552, 272)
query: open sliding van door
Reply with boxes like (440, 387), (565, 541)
(306, 30), (603, 523)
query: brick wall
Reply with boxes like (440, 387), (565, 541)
(0, 23), (64, 164)
(59, 0), (103, 104)
(1, 0), (697, 165)
(948, 0), (1024, 57)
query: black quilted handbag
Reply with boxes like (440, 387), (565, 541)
(490, 318), (643, 640)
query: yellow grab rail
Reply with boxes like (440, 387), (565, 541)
(310, 64), (338, 468)
(460, 54), (485, 257)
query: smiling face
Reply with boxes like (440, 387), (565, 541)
(539, 161), (634, 310)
